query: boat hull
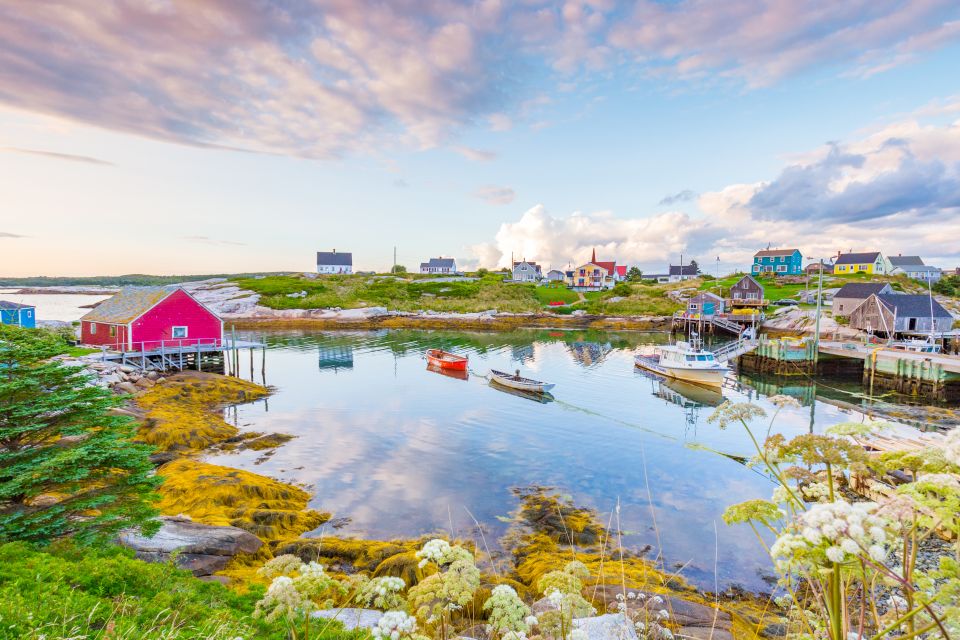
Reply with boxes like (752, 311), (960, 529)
(425, 349), (468, 371)
(489, 370), (555, 394)
(634, 355), (726, 388)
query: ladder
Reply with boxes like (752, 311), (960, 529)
(711, 338), (758, 363)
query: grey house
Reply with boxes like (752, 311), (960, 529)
(420, 257), (457, 274)
(317, 250), (353, 274)
(832, 282), (893, 317)
(849, 294), (954, 335)
(546, 269), (566, 282)
(512, 260), (542, 282)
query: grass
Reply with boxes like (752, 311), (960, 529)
(0, 542), (362, 640)
(694, 270), (941, 302)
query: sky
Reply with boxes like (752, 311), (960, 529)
(1, 0), (960, 276)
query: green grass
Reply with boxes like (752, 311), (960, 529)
(533, 284), (580, 305)
(0, 542), (362, 640)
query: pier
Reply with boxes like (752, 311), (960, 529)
(97, 337), (264, 374)
(671, 311), (757, 336)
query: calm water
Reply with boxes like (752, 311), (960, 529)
(0, 290), (111, 322)
(203, 328), (915, 592)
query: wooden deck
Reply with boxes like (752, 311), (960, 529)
(819, 341), (960, 374)
(96, 338), (264, 372)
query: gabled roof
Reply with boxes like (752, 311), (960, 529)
(731, 274), (763, 290)
(888, 255), (924, 267)
(317, 251), (352, 266)
(0, 300), (34, 310)
(513, 260), (542, 272)
(615, 265), (627, 277)
(81, 286), (178, 324)
(834, 283), (892, 299)
(875, 294), (951, 318)
(669, 264), (698, 276)
(835, 252), (882, 265)
(594, 261), (616, 275)
(892, 265), (940, 274)
(754, 248), (800, 257)
(421, 257), (456, 269)
(690, 291), (723, 302)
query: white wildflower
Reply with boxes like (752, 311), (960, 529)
(372, 611), (417, 640)
(768, 395), (801, 408)
(570, 629), (588, 640)
(942, 429), (960, 467)
(524, 615), (539, 628)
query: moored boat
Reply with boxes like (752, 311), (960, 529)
(426, 362), (469, 381)
(634, 339), (727, 388)
(425, 348), (468, 370)
(489, 369), (555, 394)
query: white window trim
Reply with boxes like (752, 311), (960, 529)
(90, 322), (97, 334)
(172, 326), (189, 339)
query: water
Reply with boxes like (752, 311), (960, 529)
(203, 328), (919, 592)
(0, 290), (111, 322)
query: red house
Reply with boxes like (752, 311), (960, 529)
(80, 287), (223, 351)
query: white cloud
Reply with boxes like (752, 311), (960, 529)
(474, 185), (517, 205)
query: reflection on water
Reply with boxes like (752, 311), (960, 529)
(206, 328), (923, 592)
(0, 291), (112, 322)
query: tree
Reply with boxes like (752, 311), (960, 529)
(390, 264), (407, 274)
(0, 325), (160, 545)
(690, 259), (700, 274)
(626, 266), (643, 282)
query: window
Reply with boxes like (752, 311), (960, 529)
(172, 326), (188, 339)
(689, 303), (699, 310)
(90, 322), (97, 334)
(696, 355), (708, 361)
(109, 325), (117, 337)
(685, 355), (696, 361)
(777, 264), (787, 272)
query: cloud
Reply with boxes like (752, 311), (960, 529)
(474, 185), (516, 206)
(607, 0), (960, 87)
(0, 232), (26, 238)
(180, 235), (245, 247)
(658, 189), (697, 206)
(453, 146), (498, 162)
(3, 146), (114, 166)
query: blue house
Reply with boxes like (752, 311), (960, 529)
(0, 301), (37, 328)
(752, 248), (803, 276)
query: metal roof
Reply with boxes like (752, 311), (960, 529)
(834, 283), (892, 299)
(835, 252), (881, 265)
(754, 248), (800, 257)
(888, 255), (924, 267)
(421, 257), (456, 268)
(80, 286), (177, 324)
(876, 294), (952, 318)
(669, 264), (698, 276)
(317, 251), (352, 266)
(0, 300), (34, 310)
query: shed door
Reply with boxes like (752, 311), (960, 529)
(703, 302), (715, 314)
(908, 318), (917, 331)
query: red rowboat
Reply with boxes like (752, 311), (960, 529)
(425, 349), (468, 371)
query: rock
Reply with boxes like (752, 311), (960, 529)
(608, 296), (625, 303)
(99, 373), (122, 386)
(119, 365), (135, 374)
(531, 595), (560, 615)
(677, 628), (734, 640)
(572, 613), (639, 640)
(114, 381), (139, 395)
(145, 371), (160, 380)
(572, 310), (587, 316)
(591, 587), (731, 631)
(135, 377), (155, 389)
(198, 575), (231, 585)
(310, 608), (383, 630)
(119, 515), (262, 577)
(760, 623), (788, 638)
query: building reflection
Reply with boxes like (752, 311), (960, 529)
(566, 341), (613, 367)
(318, 344), (354, 372)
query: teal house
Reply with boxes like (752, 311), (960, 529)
(752, 248), (803, 276)
(0, 301), (37, 328)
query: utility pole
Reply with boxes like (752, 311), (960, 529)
(813, 258), (824, 361)
(393, 246), (396, 270)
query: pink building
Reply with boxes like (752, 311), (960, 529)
(80, 287), (222, 351)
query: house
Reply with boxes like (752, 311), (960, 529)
(644, 273), (671, 284)
(0, 301), (36, 328)
(588, 249), (626, 283)
(806, 261), (832, 275)
(420, 257), (457, 274)
(80, 286), (222, 351)
(668, 263), (699, 283)
(317, 250), (353, 274)
(849, 294), (953, 336)
(686, 292), (725, 316)
(512, 260), (543, 282)
(752, 248), (803, 276)
(832, 283), (894, 317)
(833, 251), (889, 275)
(546, 269), (566, 282)
(887, 256), (941, 282)
(728, 275), (765, 310)
(570, 260), (611, 290)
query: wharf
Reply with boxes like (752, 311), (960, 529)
(97, 338), (264, 373)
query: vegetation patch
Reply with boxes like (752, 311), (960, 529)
(135, 372), (270, 452)
(156, 459), (330, 542)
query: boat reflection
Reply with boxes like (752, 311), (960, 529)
(488, 380), (555, 404)
(636, 368), (724, 437)
(426, 363), (469, 381)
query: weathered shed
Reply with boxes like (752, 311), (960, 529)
(728, 275), (765, 307)
(849, 294), (953, 335)
(0, 301), (36, 328)
(832, 283), (893, 317)
(80, 286), (222, 351)
(687, 292), (724, 315)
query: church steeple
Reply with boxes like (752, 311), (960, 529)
(591, 248), (596, 263)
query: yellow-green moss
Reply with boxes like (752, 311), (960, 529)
(136, 372), (270, 452)
(156, 459), (329, 541)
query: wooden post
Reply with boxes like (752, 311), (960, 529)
(261, 345), (266, 385)
(249, 347), (254, 381)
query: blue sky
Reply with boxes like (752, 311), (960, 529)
(1, 1), (959, 276)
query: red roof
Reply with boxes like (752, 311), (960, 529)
(615, 265), (627, 277)
(595, 261), (615, 275)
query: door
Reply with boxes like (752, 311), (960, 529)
(908, 318), (917, 331)
(704, 301), (715, 315)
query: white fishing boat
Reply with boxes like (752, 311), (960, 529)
(888, 338), (942, 354)
(634, 338), (727, 388)
(489, 369), (555, 394)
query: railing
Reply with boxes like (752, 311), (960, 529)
(102, 337), (226, 356)
(711, 338), (758, 363)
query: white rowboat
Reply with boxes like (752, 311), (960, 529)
(489, 369), (556, 394)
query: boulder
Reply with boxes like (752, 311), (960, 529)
(310, 608), (383, 630)
(135, 377), (155, 389)
(119, 515), (262, 577)
(677, 628), (734, 640)
(572, 613), (639, 640)
(113, 382), (139, 395)
(145, 371), (160, 381)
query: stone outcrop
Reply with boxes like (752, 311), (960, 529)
(119, 515), (262, 577)
(310, 608), (383, 630)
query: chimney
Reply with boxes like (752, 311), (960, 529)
(333, 248), (336, 254)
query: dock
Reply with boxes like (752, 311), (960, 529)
(671, 311), (757, 336)
(97, 337), (264, 373)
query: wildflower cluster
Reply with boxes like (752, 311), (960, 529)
(372, 611), (418, 640)
(254, 576), (307, 622)
(253, 555), (343, 623)
(536, 562), (595, 639)
(771, 500), (895, 572)
(944, 429), (960, 467)
(257, 554), (303, 579)
(610, 592), (672, 640)
(293, 561), (345, 608)
(357, 576), (408, 611)
(409, 539), (480, 632)
(416, 538), (471, 568)
(483, 584), (531, 635)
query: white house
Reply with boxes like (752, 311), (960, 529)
(317, 250), (353, 274)
(546, 269), (566, 282)
(512, 260), (542, 282)
(420, 257), (457, 274)
(888, 255), (941, 282)
(668, 263), (699, 283)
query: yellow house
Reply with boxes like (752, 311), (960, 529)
(568, 261), (611, 289)
(833, 251), (889, 275)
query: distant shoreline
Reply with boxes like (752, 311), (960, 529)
(229, 312), (673, 331)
